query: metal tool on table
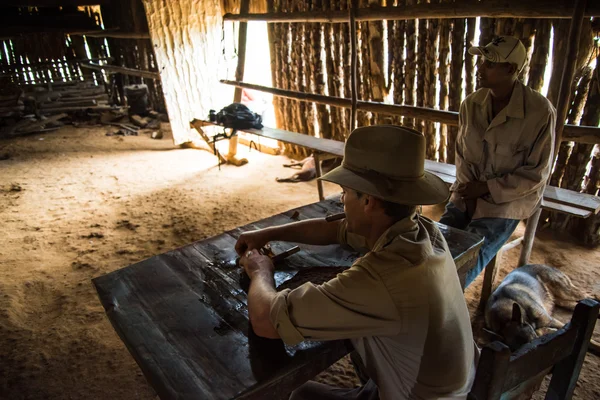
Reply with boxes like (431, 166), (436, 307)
(235, 244), (301, 267)
(237, 245), (301, 293)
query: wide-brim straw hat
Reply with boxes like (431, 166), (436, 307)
(319, 125), (449, 205)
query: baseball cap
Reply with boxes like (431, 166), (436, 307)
(468, 36), (527, 72)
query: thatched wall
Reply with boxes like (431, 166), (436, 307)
(257, 1), (599, 243)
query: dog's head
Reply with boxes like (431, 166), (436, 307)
(485, 303), (537, 352)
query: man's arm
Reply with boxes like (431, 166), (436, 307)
(486, 110), (556, 204)
(454, 101), (478, 184)
(235, 218), (342, 255)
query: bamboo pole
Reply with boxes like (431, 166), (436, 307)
(302, 0), (317, 140)
(527, 19), (551, 91)
(293, 0), (310, 158)
(223, 1), (600, 22)
(438, 4), (451, 163)
(390, 0), (405, 125)
(350, 0), (359, 131)
(357, 0), (371, 127)
(447, 17), (465, 164)
(416, 3), (427, 134)
(425, 7), (439, 160)
(403, 0), (417, 129)
(547, 19), (570, 106)
(312, 0), (332, 140)
(323, 0), (339, 141)
(282, 0), (300, 155)
(464, 18), (476, 95)
(365, 0), (385, 124)
(226, 0), (250, 165)
(340, 0), (352, 139)
(270, 0), (293, 154)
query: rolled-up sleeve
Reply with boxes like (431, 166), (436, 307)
(487, 109), (555, 204)
(269, 264), (401, 346)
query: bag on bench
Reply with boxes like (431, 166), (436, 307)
(209, 103), (263, 131)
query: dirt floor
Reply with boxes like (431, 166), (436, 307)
(0, 124), (599, 399)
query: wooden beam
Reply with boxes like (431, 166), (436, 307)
(0, 58), (113, 71)
(0, 13), (100, 36)
(220, 80), (600, 144)
(223, 1), (600, 23)
(80, 62), (160, 80)
(2, 0), (110, 5)
(72, 29), (151, 39)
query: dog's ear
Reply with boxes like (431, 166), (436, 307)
(482, 328), (505, 342)
(512, 303), (524, 324)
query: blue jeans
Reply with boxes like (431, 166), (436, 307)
(440, 202), (520, 288)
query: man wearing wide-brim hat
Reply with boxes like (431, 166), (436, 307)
(236, 125), (478, 400)
(440, 36), (556, 287)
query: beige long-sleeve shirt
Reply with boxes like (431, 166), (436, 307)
(270, 216), (478, 400)
(450, 81), (556, 220)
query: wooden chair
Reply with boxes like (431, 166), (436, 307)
(468, 299), (599, 400)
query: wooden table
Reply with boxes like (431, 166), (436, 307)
(93, 198), (483, 400)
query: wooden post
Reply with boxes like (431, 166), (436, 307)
(547, 299), (600, 399)
(518, 206), (541, 266)
(349, 0), (358, 132)
(553, 0), (587, 156)
(314, 152), (325, 201)
(228, 0), (250, 167)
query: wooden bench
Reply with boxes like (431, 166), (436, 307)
(191, 120), (600, 302)
(468, 299), (599, 400)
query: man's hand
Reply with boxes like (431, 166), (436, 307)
(239, 249), (275, 280)
(235, 230), (271, 256)
(455, 181), (489, 200)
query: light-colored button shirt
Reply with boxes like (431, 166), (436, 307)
(450, 81), (556, 220)
(270, 215), (478, 400)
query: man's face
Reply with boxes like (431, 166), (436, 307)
(340, 186), (367, 235)
(477, 59), (515, 88)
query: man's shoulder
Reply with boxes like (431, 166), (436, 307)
(520, 82), (556, 115)
(463, 88), (488, 106)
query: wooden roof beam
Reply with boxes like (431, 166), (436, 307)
(1, 1), (110, 6)
(223, 0), (600, 22)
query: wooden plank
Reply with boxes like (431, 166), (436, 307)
(543, 186), (600, 214)
(93, 199), (482, 400)
(541, 199), (591, 218)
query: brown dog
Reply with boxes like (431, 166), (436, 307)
(484, 264), (592, 351)
(276, 156), (340, 183)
